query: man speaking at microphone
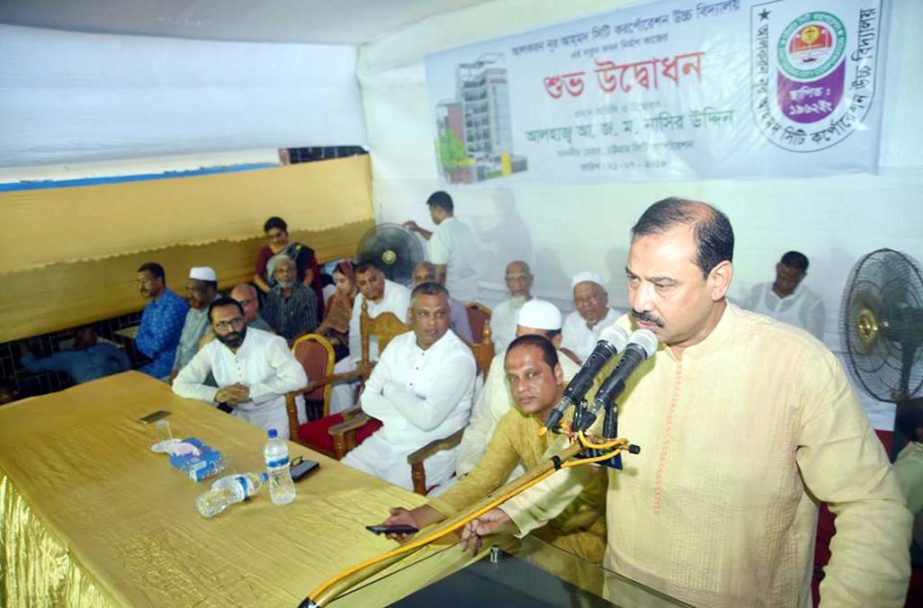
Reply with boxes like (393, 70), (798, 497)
(464, 198), (911, 607)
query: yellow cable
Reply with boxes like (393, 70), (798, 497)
(576, 430), (628, 450)
(307, 435), (627, 605)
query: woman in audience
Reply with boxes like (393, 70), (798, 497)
(316, 260), (357, 361)
(253, 216), (323, 315)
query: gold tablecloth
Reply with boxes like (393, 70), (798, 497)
(0, 372), (471, 607)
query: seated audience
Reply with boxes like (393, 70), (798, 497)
(21, 326), (129, 384)
(561, 272), (619, 362)
(341, 283), (476, 491)
(135, 262), (188, 378)
(173, 297), (307, 438)
(412, 261), (473, 343)
(262, 255), (319, 343)
(491, 260), (534, 350)
(230, 283), (272, 332)
(316, 260), (358, 361)
(170, 266), (219, 379)
(742, 250), (826, 339)
(0, 378), (20, 405)
(384, 335), (607, 562)
(254, 216), (323, 313)
(895, 398), (923, 516)
(455, 299), (580, 478)
(329, 262), (412, 414)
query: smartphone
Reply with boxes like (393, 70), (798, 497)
(138, 410), (170, 424)
(290, 457), (320, 481)
(366, 524), (419, 535)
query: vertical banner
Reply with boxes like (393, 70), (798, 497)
(425, 0), (887, 184)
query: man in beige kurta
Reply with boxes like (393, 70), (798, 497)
(464, 198), (912, 608)
(383, 334), (607, 562)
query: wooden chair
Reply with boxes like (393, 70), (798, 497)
(465, 302), (495, 377)
(294, 299), (409, 458)
(285, 334), (335, 441)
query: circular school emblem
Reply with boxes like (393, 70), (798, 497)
(777, 12), (846, 81)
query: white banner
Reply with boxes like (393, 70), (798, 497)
(425, 0), (887, 184)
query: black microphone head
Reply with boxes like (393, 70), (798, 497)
(626, 329), (658, 358)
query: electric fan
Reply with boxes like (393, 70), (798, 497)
(840, 248), (923, 404)
(355, 223), (425, 287)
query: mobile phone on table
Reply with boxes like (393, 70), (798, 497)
(366, 524), (419, 535)
(138, 410), (170, 424)
(290, 456), (320, 481)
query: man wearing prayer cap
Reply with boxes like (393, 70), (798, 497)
(454, 299), (581, 479)
(561, 272), (619, 363)
(170, 266), (220, 380)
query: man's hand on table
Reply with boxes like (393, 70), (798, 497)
(461, 508), (514, 555)
(215, 383), (250, 405)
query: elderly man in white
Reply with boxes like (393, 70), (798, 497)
(173, 296), (307, 439)
(490, 260), (534, 351)
(454, 299), (580, 479)
(329, 261), (412, 415)
(561, 271), (620, 363)
(341, 282), (477, 492)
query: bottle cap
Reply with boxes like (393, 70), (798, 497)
(268, 428), (278, 439)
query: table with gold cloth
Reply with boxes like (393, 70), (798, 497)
(0, 371), (476, 607)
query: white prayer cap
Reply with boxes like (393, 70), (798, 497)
(517, 300), (562, 331)
(571, 271), (603, 289)
(189, 266), (217, 282)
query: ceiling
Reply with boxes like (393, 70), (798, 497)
(0, 0), (493, 45)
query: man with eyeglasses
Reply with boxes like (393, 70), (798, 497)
(230, 284), (272, 332)
(173, 296), (306, 438)
(561, 272), (620, 363)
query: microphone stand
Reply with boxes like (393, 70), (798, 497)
(301, 433), (639, 608)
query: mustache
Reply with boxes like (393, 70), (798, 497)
(631, 310), (665, 328)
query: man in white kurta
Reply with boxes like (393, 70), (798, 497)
(743, 251), (826, 340)
(173, 297), (307, 439)
(561, 271), (620, 362)
(455, 299), (579, 478)
(404, 191), (479, 303)
(329, 262), (412, 414)
(464, 199), (911, 608)
(342, 282), (476, 491)
(490, 260), (534, 351)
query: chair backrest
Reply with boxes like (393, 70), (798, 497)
(466, 302), (492, 344)
(359, 298), (410, 366)
(465, 303), (494, 377)
(291, 333), (336, 417)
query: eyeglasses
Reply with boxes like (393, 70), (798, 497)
(214, 318), (244, 331)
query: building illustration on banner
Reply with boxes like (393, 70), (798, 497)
(751, 4), (882, 152)
(434, 54), (528, 183)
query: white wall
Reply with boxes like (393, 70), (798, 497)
(359, 0), (922, 333)
(0, 24), (367, 169)
(359, 0), (923, 427)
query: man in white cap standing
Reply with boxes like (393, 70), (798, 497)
(170, 266), (219, 380)
(561, 272), (619, 363)
(454, 299), (581, 479)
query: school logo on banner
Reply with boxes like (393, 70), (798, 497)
(751, 1), (882, 152)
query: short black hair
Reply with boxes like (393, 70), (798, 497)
(545, 328), (561, 340)
(138, 262), (165, 280)
(506, 334), (559, 370)
(411, 281), (450, 304)
(355, 261), (383, 276)
(631, 197), (734, 278)
(208, 296), (244, 323)
(780, 251), (809, 271)
(426, 191), (454, 213)
(896, 398), (923, 442)
(263, 216), (288, 233)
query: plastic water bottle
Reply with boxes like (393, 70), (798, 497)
(196, 472), (268, 518)
(264, 428), (296, 505)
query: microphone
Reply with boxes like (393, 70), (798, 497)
(544, 325), (629, 432)
(577, 329), (658, 433)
